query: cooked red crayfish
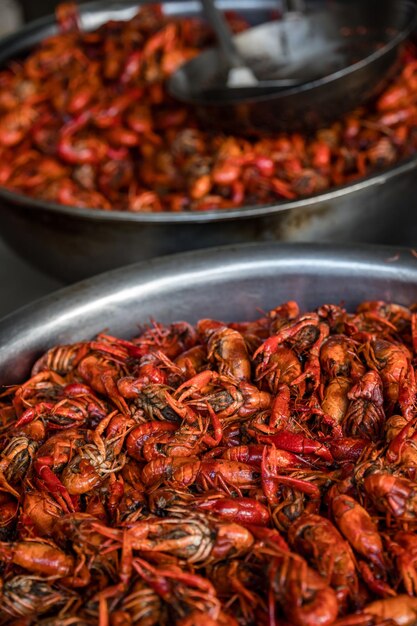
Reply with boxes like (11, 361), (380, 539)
(1, 297), (417, 624)
(1, 3), (417, 212)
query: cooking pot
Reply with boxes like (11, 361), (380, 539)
(0, 2), (416, 281)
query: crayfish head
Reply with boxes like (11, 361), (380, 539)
(291, 323), (320, 357)
(385, 414), (409, 443)
(2, 436), (38, 484)
(148, 487), (193, 516)
(211, 522), (254, 562)
(196, 319), (225, 343)
(352, 447), (385, 488)
(1, 574), (71, 618)
(320, 335), (364, 380)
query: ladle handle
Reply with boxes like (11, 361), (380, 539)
(200, 0), (243, 68)
(282, 0), (305, 14)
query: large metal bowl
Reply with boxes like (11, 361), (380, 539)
(0, 1), (417, 283)
(1, 241), (417, 386)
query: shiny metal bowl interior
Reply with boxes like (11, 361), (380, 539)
(0, 1), (417, 281)
(1, 242), (417, 386)
(169, 0), (417, 133)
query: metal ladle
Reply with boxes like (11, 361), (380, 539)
(169, 0), (417, 133)
(199, 0), (302, 90)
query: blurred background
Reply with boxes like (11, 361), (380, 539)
(0, 1), (22, 36)
(1, 0), (245, 27)
(3, 0), (207, 27)
(5, 0), (71, 25)
(1, 0), (98, 32)
(19, 0), (58, 22)
(0, 1), (62, 318)
(0, 0), (415, 316)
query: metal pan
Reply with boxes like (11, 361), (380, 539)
(169, 0), (417, 133)
(1, 241), (417, 386)
(1, 154), (417, 283)
(0, 0), (417, 283)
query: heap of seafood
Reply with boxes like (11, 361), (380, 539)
(0, 3), (417, 212)
(2, 300), (417, 624)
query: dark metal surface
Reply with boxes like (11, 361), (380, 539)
(0, 238), (61, 317)
(0, 1), (417, 283)
(195, 0), (300, 89)
(1, 242), (417, 386)
(1, 153), (417, 282)
(169, 0), (417, 132)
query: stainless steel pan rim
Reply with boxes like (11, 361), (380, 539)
(1, 155), (417, 224)
(0, 0), (416, 223)
(2, 240), (417, 385)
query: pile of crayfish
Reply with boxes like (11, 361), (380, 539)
(2, 301), (417, 624)
(1, 3), (417, 212)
